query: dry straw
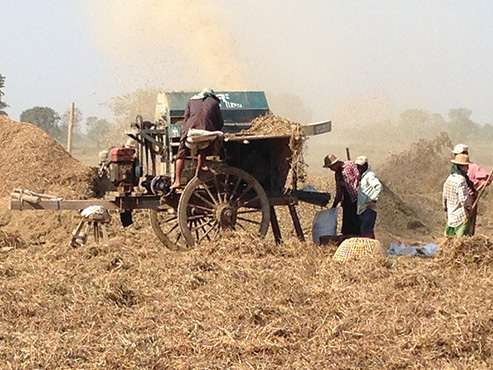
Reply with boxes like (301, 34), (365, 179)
(1, 117), (493, 368)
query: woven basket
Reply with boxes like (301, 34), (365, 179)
(333, 237), (382, 262)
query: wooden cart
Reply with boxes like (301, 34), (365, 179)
(10, 91), (331, 250)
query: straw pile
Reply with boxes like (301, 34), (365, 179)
(243, 112), (303, 137)
(1, 116), (493, 367)
(241, 113), (307, 186)
(0, 230), (492, 368)
(378, 132), (452, 194)
(0, 116), (95, 199)
(0, 116), (100, 243)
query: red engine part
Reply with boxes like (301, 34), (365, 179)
(110, 147), (135, 163)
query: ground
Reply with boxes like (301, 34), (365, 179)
(0, 116), (492, 369)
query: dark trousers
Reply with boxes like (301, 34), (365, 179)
(359, 209), (377, 239)
(342, 190), (360, 236)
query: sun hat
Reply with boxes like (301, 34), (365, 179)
(451, 153), (471, 165)
(323, 154), (340, 168)
(354, 155), (368, 166)
(452, 143), (468, 154)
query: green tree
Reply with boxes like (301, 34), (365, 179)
(398, 109), (447, 140)
(86, 116), (112, 148)
(447, 108), (480, 141)
(20, 107), (60, 138)
(0, 73), (8, 111)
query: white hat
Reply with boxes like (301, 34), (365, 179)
(354, 155), (368, 165)
(452, 143), (468, 154)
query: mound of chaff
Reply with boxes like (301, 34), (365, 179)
(0, 116), (96, 199)
(378, 131), (453, 194)
(438, 235), (493, 266)
(240, 113), (307, 187)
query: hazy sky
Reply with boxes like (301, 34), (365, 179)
(1, 0), (493, 124)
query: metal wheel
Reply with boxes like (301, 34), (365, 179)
(149, 208), (189, 251)
(178, 166), (270, 247)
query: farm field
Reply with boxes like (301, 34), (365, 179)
(1, 115), (493, 369)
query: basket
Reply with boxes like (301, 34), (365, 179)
(333, 237), (382, 262)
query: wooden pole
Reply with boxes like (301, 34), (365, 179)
(66, 102), (75, 153)
(346, 147), (351, 160)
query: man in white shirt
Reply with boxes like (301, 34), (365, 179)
(355, 156), (383, 239)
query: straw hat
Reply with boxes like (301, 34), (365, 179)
(323, 154), (340, 168)
(451, 153), (471, 165)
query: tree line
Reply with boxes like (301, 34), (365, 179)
(2, 70), (492, 151)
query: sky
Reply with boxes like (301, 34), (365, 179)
(1, 0), (493, 126)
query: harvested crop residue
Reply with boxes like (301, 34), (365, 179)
(378, 131), (452, 194)
(0, 116), (95, 199)
(243, 112), (303, 137)
(0, 116), (100, 242)
(0, 232), (492, 368)
(2, 116), (493, 368)
(242, 113), (307, 186)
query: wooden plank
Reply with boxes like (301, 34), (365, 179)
(9, 196), (163, 211)
(268, 196), (298, 206)
(9, 200), (119, 211)
(224, 134), (292, 142)
(300, 120), (331, 136)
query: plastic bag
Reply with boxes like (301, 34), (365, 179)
(312, 208), (338, 243)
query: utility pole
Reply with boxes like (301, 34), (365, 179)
(67, 102), (75, 153)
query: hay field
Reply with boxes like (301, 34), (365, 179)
(1, 116), (493, 369)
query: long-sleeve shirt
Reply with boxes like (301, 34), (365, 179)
(442, 173), (471, 227)
(333, 161), (360, 205)
(468, 162), (490, 192)
(181, 96), (224, 138)
(357, 168), (383, 215)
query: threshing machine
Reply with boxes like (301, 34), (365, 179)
(10, 91), (331, 250)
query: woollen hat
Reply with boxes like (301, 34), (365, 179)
(323, 154), (340, 168)
(451, 153), (471, 165)
(355, 155), (368, 166)
(452, 143), (468, 154)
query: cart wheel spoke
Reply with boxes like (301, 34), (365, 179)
(178, 166), (270, 248)
(192, 191), (216, 209)
(150, 209), (188, 251)
(198, 221), (217, 242)
(201, 181), (219, 205)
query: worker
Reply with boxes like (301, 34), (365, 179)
(323, 153), (361, 235)
(354, 155), (382, 239)
(442, 154), (472, 236)
(169, 88), (224, 193)
(452, 143), (492, 234)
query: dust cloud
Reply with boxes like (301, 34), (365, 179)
(84, 1), (440, 174)
(85, 0), (250, 91)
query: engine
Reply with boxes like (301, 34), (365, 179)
(99, 147), (139, 193)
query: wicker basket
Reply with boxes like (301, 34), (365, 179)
(333, 237), (382, 262)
